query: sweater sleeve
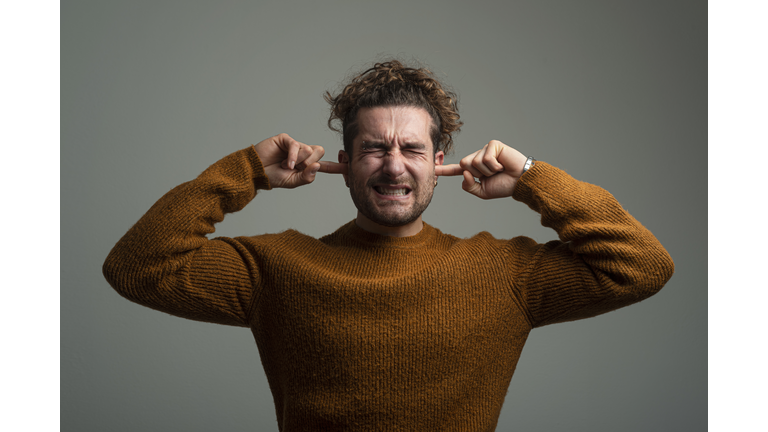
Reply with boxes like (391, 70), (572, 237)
(510, 162), (674, 328)
(102, 146), (271, 327)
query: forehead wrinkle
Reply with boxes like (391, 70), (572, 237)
(362, 134), (425, 147)
(357, 106), (433, 149)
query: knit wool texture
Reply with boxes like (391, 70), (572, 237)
(103, 146), (674, 431)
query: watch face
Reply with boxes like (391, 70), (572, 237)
(523, 157), (534, 174)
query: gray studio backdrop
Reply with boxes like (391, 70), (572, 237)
(62, 1), (706, 430)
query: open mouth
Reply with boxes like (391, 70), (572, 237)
(373, 185), (412, 197)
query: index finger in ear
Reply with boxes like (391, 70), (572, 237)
(317, 161), (348, 174)
(435, 164), (463, 176)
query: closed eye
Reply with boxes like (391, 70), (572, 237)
(359, 142), (428, 158)
(404, 148), (426, 155)
(361, 148), (387, 157)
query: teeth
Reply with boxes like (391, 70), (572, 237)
(377, 187), (408, 196)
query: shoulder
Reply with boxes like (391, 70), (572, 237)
(427, 224), (544, 257)
(222, 229), (323, 252)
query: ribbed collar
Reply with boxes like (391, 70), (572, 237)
(335, 220), (438, 249)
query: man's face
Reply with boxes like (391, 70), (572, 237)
(339, 106), (444, 229)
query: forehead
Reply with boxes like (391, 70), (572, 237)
(355, 106), (434, 149)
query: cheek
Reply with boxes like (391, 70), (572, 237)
(348, 162), (373, 182)
(354, 158), (383, 174)
(407, 161), (434, 181)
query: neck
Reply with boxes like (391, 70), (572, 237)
(354, 212), (424, 237)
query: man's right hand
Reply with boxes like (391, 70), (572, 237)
(254, 133), (346, 189)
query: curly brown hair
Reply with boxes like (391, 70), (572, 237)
(325, 60), (462, 155)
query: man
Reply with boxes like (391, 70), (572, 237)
(103, 60), (673, 431)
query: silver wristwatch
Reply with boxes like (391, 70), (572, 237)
(522, 156), (535, 174)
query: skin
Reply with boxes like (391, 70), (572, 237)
(338, 106), (443, 237)
(253, 106), (529, 237)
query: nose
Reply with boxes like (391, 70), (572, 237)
(381, 150), (406, 179)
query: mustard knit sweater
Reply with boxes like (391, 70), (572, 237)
(103, 146), (674, 431)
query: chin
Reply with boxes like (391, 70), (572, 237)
(349, 181), (434, 229)
(363, 201), (425, 227)
(369, 213), (420, 228)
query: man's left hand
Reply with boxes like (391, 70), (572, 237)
(435, 140), (528, 199)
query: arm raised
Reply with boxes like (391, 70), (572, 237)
(102, 146), (271, 326)
(441, 140), (673, 325)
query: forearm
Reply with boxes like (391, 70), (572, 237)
(512, 162), (674, 326)
(102, 146), (270, 326)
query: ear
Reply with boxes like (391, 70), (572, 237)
(434, 150), (444, 181)
(338, 150), (350, 186)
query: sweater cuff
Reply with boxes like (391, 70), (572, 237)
(247, 145), (272, 191)
(511, 161), (585, 215)
(511, 161), (552, 210)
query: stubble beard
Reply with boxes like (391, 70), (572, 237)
(347, 170), (435, 228)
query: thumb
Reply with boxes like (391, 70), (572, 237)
(300, 163), (321, 185)
(461, 171), (485, 198)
